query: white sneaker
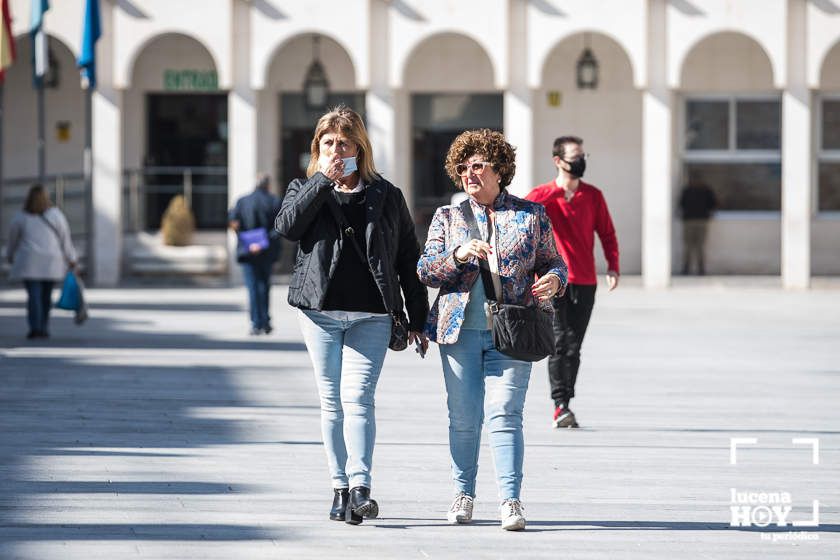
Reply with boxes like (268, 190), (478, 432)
(446, 492), (474, 524)
(500, 499), (526, 531)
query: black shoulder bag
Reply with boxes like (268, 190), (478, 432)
(459, 200), (554, 362)
(325, 194), (409, 351)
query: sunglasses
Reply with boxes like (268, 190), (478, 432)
(455, 161), (493, 177)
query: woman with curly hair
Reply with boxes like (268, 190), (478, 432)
(417, 129), (567, 530)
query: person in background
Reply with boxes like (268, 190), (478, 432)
(678, 176), (717, 276)
(229, 173), (283, 335)
(6, 184), (77, 339)
(418, 129), (567, 531)
(526, 136), (619, 429)
(275, 106), (429, 525)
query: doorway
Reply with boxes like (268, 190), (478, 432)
(145, 94), (228, 229)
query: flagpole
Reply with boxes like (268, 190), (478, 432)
(78, 0), (100, 283)
(84, 85), (93, 278)
(36, 70), (45, 183)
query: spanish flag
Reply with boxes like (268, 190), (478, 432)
(0, 0), (15, 84)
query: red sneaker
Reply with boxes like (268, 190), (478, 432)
(553, 405), (579, 428)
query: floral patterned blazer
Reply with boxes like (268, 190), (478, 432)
(417, 191), (568, 344)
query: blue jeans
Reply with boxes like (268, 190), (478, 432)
(439, 329), (532, 500)
(241, 259), (273, 330)
(297, 309), (392, 489)
(24, 280), (54, 334)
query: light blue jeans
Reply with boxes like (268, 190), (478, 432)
(298, 309), (391, 489)
(439, 329), (532, 500)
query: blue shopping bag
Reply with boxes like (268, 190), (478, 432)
(55, 271), (80, 311)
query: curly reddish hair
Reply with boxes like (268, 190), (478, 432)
(445, 129), (516, 189)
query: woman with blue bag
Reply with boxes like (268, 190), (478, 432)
(6, 184), (79, 339)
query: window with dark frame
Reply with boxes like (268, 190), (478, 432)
(819, 99), (840, 212)
(683, 97), (781, 211)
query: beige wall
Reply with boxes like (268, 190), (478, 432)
(2, 36), (85, 180)
(681, 32), (776, 91)
(264, 35), (356, 92)
(403, 34), (496, 92)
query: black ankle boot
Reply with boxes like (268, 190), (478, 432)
(346, 486), (379, 525)
(330, 488), (349, 521)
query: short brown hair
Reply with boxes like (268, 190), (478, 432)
(306, 105), (379, 183)
(23, 184), (51, 215)
(552, 136), (584, 159)
(445, 129), (516, 189)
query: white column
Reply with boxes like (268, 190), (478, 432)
(781, 0), (811, 289)
(504, 89), (534, 198)
(366, 87), (396, 179)
(227, 0), (257, 283)
(366, 86), (411, 205)
(641, 0), (672, 288)
(503, 0), (533, 198)
(92, 1), (122, 286)
(366, 0), (412, 210)
(366, 0), (391, 178)
(91, 90), (122, 286)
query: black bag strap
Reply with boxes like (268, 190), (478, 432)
(459, 200), (500, 306)
(39, 213), (71, 266)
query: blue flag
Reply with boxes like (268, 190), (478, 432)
(78, 0), (100, 89)
(29, 0), (48, 33)
(30, 0), (49, 86)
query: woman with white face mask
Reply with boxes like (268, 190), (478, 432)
(275, 105), (429, 524)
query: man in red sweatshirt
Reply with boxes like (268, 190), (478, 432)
(526, 136), (619, 429)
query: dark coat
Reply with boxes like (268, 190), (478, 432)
(275, 172), (429, 331)
(229, 188), (283, 263)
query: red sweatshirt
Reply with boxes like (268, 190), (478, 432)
(526, 180), (620, 285)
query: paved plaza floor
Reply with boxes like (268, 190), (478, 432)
(0, 279), (837, 559)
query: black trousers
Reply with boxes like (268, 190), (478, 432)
(548, 283), (597, 407)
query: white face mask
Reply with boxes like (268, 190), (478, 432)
(341, 156), (357, 177)
(318, 155), (358, 178)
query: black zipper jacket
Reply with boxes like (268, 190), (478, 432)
(275, 172), (429, 332)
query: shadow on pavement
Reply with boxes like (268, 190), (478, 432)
(0, 313), (305, 352)
(0, 297), (295, 547)
(0, 524), (279, 541)
(0, 300), (244, 313)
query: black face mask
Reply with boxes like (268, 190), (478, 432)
(564, 157), (586, 179)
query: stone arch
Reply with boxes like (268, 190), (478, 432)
(121, 31), (222, 89)
(401, 32), (497, 92)
(678, 31), (776, 90)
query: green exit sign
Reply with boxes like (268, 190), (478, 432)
(163, 70), (219, 92)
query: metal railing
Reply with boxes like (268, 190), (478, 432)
(122, 166), (228, 232)
(0, 172), (89, 249)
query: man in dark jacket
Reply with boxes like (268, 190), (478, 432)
(678, 178), (717, 275)
(229, 174), (283, 334)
